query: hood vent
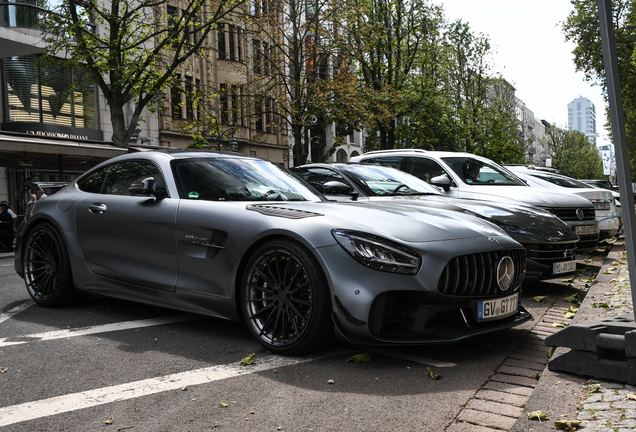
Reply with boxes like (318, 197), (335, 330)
(247, 205), (323, 219)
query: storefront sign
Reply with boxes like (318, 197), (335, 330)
(1, 122), (103, 142)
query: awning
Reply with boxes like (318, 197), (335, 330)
(0, 133), (127, 159)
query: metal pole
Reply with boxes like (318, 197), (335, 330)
(597, 0), (636, 306)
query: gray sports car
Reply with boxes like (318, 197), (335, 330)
(14, 151), (531, 355)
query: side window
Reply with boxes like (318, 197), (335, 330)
(364, 156), (403, 170)
(295, 168), (351, 195)
(77, 169), (107, 193)
(408, 158), (451, 184)
(101, 161), (167, 196)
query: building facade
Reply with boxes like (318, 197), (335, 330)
(568, 96), (597, 145)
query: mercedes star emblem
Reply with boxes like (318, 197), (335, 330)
(496, 256), (515, 291)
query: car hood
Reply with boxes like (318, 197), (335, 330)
(457, 186), (595, 208)
(365, 196), (579, 243)
(255, 201), (508, 243)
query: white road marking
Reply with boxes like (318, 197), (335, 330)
(0, 301), (33, 325)
(364, 347), (456, 368)
(0, 315), (199, 348)
(0, 349), (351, 427)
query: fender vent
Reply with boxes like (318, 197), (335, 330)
(246, 205), (323, 219)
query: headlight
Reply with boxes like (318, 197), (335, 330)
(332, 229), (421, 275)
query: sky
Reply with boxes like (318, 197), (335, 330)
(439, 0), (610, 147)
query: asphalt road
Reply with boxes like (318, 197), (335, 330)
(0, 255), (597, 432)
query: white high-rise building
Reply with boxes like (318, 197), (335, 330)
(567, 96), (596, 144)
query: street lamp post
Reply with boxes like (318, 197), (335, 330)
(205, 128), (239, 152)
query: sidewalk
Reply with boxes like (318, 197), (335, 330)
(512, 238), (635, 431)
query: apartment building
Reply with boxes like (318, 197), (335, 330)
(567, 96), (596, 145)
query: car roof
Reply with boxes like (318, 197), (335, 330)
(355, 149), (477, 158)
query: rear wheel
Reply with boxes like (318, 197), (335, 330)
(23, 223), (76, 307)
(242, 239), (333, 355)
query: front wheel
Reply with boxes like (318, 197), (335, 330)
(23, 223), (76, 307)
(242, 239), (333, 355)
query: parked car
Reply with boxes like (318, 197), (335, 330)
(506, 167), (620, 240)
(14, 151), (531, 355)
(579, 179), (618, 192)
(292, 163), (581, 279)
(350, 149), (599, 252)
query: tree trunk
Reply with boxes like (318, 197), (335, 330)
(110, 104), (129, 148)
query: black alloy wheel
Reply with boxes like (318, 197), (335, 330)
(23, 223), (75, 307)
(242, 239), (332, 355)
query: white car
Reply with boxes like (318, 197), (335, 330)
(350, 149), (600, 252)
(507, 167), (620, 240)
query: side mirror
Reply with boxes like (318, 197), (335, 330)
(310, 182), (325, 194)
(130, 177), (164, 198)
(323, 181), (352, 195)
(430, 175), (451, 192)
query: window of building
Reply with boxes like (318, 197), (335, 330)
(577, 102), (581, 111)
(220, 83), (229, 124)
(2, 55), (98, 129)
(255, 95), (263, 131)
(184, 76), (194, 120)
(253, 40), (262, 74)
(218, 24), (226, 60)
(170, 83), (182, 118)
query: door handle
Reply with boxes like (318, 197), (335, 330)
(88, 203), (107, 214)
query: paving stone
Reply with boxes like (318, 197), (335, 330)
(532, 329), (554, 337)
(578, 411), (596, 420)
(474, 389), (529, 407)
(623, 409), (636, 418)
(526, 333), (547, 340)
(597, 410), (624, 420)
(512, 348), (549, 361)
(584, 402), (613, 410)
(613, 401), (636, 409)
(502, 358), (545, 372)
(490, 374), (537, 388)
(467, 399), (523, 418)
(446, 422), (501, 432)
(482, 381), (534, 396)
(497, 366), (542, 378)
(583, 395), (604, 403)
(508, 354), (548, 366)
(458, 409), (516, 430)
(613, 419), (636, 427)
(602, 382), (626, 389)
(603, 394), (627, 402)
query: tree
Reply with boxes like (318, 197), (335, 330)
(540, 126), (604, 178)
(42, 0), (245, 147)
(344, 0), (443, 150)
(562, 0), (636, 172)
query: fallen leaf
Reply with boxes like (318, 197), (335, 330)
(555, 420), (581, 429)
(346, 353), (371, 364)
(527, 410), (549, 422)
(552, 322), (567, 328)
(532, 295), (550, 303)
(426, 367), (440, 380)
(529, 372), (541, 379)
(240, 353), (256, 366)
(611, 262), (619, 266)
(591, 303), (610, 308)
(584, 258), (593, 263)
(611, 276), (627, 282)
(587, 383), (601, 393)
(564, 294), (582, 304)
(580, 278), (595, 283)
(627, 394), (636, 401)
(0, 367), (7, 373)
(562, 277), (575, 283)
(327, 379), (334, 385)
(547, 347), (556, 359)
(219, 402), (228, 407)
(563, 306), (578, 319)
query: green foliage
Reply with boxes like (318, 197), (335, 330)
(540, 126), (604, 178)
(41, 0), (242, 147)
(563, 0), (636, 174)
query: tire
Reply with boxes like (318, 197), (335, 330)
(242, 239), (333, 355)
(23, 223), (76, 307)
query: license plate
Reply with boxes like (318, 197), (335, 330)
(576, 225), (597, 235)
(476, 293), (518, 321)
(592, 201), (610, 210)
(553, 260), (577, 274)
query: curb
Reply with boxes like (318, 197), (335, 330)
(510, 240), (630, 431)
(0, 252), (14, 260)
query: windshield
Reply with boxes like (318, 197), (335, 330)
(442, 157), (527, 186)
(172, 157), (324, 202)
(342, 165), (443, 196)
(530, 173), (595, 189)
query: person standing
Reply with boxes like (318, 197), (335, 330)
(37, 189), (47, 200)
(0, 204), (13, 252)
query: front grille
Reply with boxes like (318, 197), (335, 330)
(526, 242), (577, 265)
(546, 207), (595, 221)
(438, 249), (526, 297)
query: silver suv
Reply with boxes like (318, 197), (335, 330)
(351, 149), (599, 252)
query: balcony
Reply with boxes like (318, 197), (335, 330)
(0, 1), (48, 59)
